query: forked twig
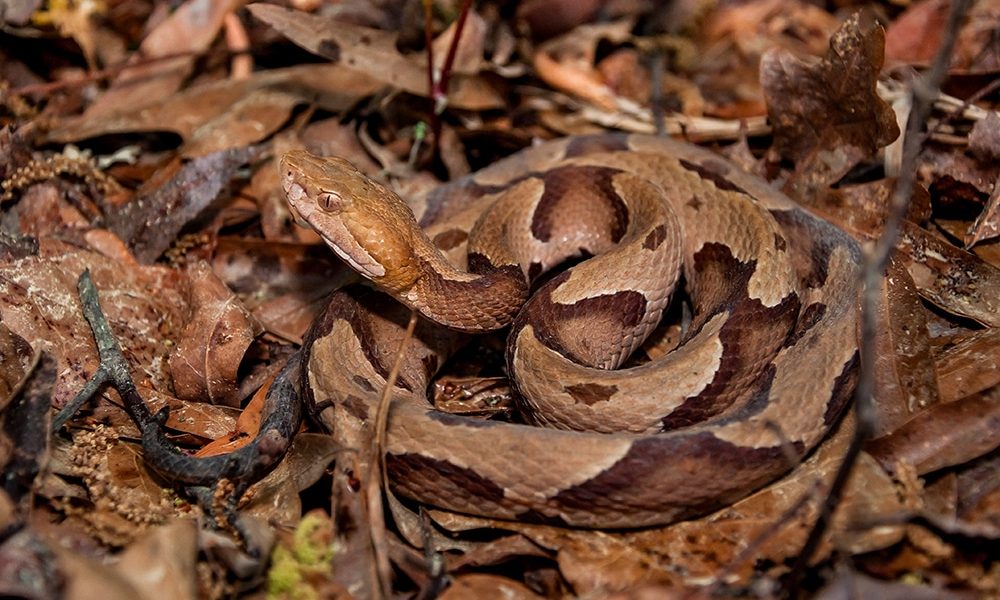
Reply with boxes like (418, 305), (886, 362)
(786, 2), (973, 593)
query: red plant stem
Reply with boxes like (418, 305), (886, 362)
(435, 0), (473, 106)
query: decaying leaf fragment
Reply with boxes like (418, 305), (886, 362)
(47, 65), (383, 158)
(761, 11), (900, 195)
(107, 146), (257, 264)
(896, 221), (1000, 326)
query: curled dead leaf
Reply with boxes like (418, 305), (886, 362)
(169, 261), (261, 408)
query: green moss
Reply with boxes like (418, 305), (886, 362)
(265, 513), (334, 600)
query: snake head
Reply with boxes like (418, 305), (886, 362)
(279, 150), (423, 292)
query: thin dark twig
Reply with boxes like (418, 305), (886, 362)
(51, 368), (110, 432)
(786, 2), (972, 594)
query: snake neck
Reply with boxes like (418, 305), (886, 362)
(403, 250), (528, 332)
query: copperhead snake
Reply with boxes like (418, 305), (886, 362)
(281, 133), (862, 528)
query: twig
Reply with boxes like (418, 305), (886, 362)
(785, 2), (973, 594)
(367, 309), (419, 597)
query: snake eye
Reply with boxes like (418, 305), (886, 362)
(317, 191), (343, 212)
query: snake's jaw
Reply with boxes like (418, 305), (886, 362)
(309, 210), (388, 280)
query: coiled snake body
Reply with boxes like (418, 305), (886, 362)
(282, 134), (861, 528)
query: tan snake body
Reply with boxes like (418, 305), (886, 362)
(281, 133), (862, 528)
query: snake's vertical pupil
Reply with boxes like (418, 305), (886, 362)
(318, 191), (342, 212)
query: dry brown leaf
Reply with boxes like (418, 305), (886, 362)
(141, 385), (239, 442)
(871, 255), (940, 436)
(897, 221), (1000, 326)
(96, 436), (174, 509)
(247, 3), (506, 111)
(957, 449), (1000, 520)
(935, 328), (1000, 403)
(533, 20), (635, 112)
(444, 535), (551, 572)
(920, 145), (998, 207)
(298, 119), (381, 174)
(43, 426), (176, 548)
(195, 373), (273, 457)
(108, 147), (256, 264)
(54, 541), (149, 600)
(697, 0), (840, 119)
(866, 388), (1000, 476)
(0, 529), (61, 598)
(0, 350), (54, 517)
(886, 0), (1000, 72)
(810, 180), (932, 240)
(0, 322), (33, 406)
(0, 245), (186, 409)
(702, 0), (839, 59)
(325, 443), (383, 599)
(210, 238), (353, 344)
(8, 183), (91, 239)
(47, 64), (382, 157)
(597, 49), (706, 116)
(114, 520), (199, 600)
(431, 9), (487, 75)
(761, 12), (899, 196)
(516, 0), (602, 40)
(965, 180), (1000, 248)
(439, 574), (545, 600)
(884, 0), (952, 66)
(968, 110), (1000, 162)
(83, 0), (244, 120)
(232, 433), (340, 541)
(169, 261), (261, 408)
(54, 519), (198, 600)
(816, 566), (976, 600)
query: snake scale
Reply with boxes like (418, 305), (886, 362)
(281, 133), (862, 528)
